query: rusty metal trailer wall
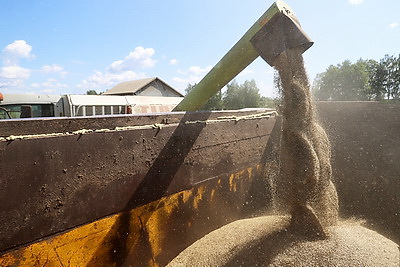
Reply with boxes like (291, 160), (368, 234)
(317, 101), (400, 243)
(1, 102), (399, 265)
(0, 110), (278, 265)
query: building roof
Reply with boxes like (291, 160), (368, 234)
(103, 77), (183, 96)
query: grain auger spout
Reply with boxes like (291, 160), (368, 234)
(173, 0), (313, 111)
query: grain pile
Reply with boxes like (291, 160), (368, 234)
(168, 48), (399, 266)
(168, 216), (399, 266)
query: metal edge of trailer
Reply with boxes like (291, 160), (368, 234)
(0, 109), (281, 266)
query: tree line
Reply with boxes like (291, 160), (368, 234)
(185, 79), (276, 110)
(313, 54), (400, 101)
(89, 52), (399, 109)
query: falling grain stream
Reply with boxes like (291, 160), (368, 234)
(168, 48), (399, 266)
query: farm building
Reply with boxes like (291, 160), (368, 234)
(103, 77), (183, 97)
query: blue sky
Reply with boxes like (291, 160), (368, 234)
(0, 0), (399, 97)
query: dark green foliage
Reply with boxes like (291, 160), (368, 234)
(86, 90), (99, 95)
(260, 96), (279, 109)
(313, 59), (370, 101)
(313, 54), (400, 101)
(223, 80), (261, 110)
(185, 83), (223, 110)
(377, 54), (400, 100)
(185, 79), (267, 110)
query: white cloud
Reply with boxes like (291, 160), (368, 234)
(348, 0), (364, 5)
(41, 89), (58, 93)
(0, 41), (34, 90)
(172, 65), (212, 90)
(107, 46), (157, 73)
(2, 40), (34, 65)
(0, 65), (31, 79)
(41, 64), (67, 77)
(188, 65), (212, 75)
(169, 59), (178, 65)
(31, 78), (68, 92)
(172, 76), (202, 89)
(0, 41), (71, 93)
(41, 64), (63, 73)
(178, 65), (212, 75)
(3, 40), (33, 59)
(79, 46), (156, 90)
(389, 22), (399, 28)
(78, 70), (146, 89)
(0, 79), (25, 90)
(30, 83), (40, 88)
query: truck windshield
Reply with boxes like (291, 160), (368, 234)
(0, 107), (11, 119)
(0, 104), (54, 118)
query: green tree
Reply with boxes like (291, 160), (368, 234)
(223, 80), (262, 109)
(394, 55), (400, 99)
(393, 54), (400, 99)
(86, 90), (99, 95)
(185, 80), (266, 110)
(203, 90), (223, 110)
(184, 83), (196, 95)
(184, 83), (223, 110)
(382, 54), (400, 100)
(313, 54), (400, 102)
(223, 80), (241, 109)
(273, 70), (282, 94)
(260, 96), (279, 108)
(313, 59), (371, 101)
(368, 59), (386, 100)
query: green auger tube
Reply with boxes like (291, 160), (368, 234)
(173, 0), (313, 112)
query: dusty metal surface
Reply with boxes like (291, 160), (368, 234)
(0, 109), (278, 264)
(3, 101), (397, 265)
(250, 11), (313, 67)
(0, 165), (271, 266)
(0, 110), (272, 137)
(317, 101), (400, 243)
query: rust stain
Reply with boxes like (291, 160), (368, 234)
(247, 167), (253, 178)
(229, 174), (236, 192)
(0, 164), (262, 266)
(193, 185), (206, 210)
(258, 17), (269, 27)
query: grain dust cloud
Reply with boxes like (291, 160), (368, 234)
(274, 47), (339, 237)
(168, 48), (399, 266)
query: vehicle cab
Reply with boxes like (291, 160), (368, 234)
(0, 93), (63, 119)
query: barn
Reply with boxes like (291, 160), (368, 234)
(103, 77), (183, 97)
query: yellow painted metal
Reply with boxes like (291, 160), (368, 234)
(0, 165), (263, 267)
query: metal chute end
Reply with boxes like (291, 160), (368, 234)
(250, 11), (313, 67)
